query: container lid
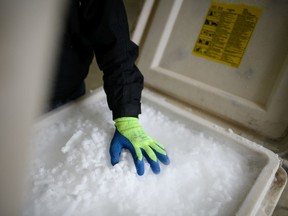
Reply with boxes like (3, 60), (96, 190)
(134, 0), (288, 140)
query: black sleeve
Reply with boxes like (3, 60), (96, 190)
(79, 0), (144, 119)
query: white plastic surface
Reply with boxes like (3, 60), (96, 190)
(136, 0), (288, 140)
(25, 88), (284, 216)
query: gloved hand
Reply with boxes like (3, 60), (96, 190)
(109, 117), (170, 175)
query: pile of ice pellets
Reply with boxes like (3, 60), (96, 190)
(24, 99), (259, 216)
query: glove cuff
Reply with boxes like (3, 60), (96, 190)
(114, 117), (141, 132)
(114, 117), (138, 123)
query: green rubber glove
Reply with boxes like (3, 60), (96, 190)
(109, 117), (170, 175)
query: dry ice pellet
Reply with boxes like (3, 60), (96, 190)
(24, 98), (261, 216)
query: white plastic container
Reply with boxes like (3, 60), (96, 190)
(28, 88), (287, 216)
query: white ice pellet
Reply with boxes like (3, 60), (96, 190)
(61, 130), (85, 153)
(24, 99), (262, 216)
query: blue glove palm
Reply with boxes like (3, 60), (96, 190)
(109, 117), (170, 175)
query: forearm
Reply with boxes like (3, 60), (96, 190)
(79, 0), (144, 119)
(102, 42), (143, 119)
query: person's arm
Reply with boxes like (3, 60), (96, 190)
(79, 0), (143, 119)
(79, 0), (169, 175)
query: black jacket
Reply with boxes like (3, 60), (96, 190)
(51, 0), (143, 119)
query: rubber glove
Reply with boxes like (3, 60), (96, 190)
(109, 117), (170, 175)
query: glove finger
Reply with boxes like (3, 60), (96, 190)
(149, 142), (167, 155)
(127, 145), (145, 176)
(134, 157), (145, 176)
(154, 140), (165, 149)
(143, 144), (157, 162)
(110, 130), (127, 165)
(151, 142), (170, 165)
(109, 137), (123, 166)
(142, 148), (160, 174)
(153, 149), (170, 165)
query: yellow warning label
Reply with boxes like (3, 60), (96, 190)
(192, 1), (262, 67)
